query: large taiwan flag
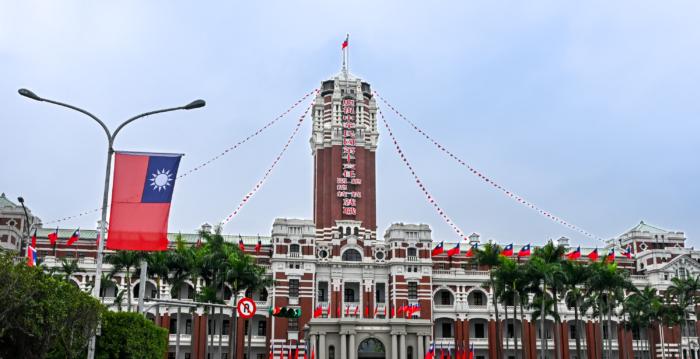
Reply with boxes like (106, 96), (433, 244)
(107, 151), (182, 251)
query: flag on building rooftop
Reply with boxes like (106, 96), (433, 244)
(567, 246), (581, 260)
(518, 243), (531, 257)
(432, 241), (444, 256)
(447, 242), (460, 257)
(239, 234), (245, 251)
(67, 228), (80, 246)
(623, 247), (632, 259)
(196, 237), (202, 247)
(107, 151), (182, 251)
(255, 235), (262, 254)
(502, 243), (514, 256)
(466, 243), (478, 257)
(588, 247), (598, 262)
(606, 248), (615, 263)
(31, 228), (37, 248)
(48, 227), (58, 245)
(342, 36), (348, 50)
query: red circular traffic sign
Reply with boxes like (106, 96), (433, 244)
(237, 298), (256, 319)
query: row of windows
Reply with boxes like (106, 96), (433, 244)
(36, 251), (86, 259)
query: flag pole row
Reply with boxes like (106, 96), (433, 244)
(377, 107), (466, 240)
(221, 92), (318, 225)
(374, 91), (605, 242)
(43, 90), (318, 226)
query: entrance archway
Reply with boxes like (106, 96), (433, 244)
(358, 338), (386, 359)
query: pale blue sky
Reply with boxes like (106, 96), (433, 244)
(2, 1), (699, 247)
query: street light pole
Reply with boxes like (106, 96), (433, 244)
(18, 89), (205, 359)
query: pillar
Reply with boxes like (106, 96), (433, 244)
(418, 335), (424, 359)
(320, 334), (326, 359)
(349, 333), (356, 359)
(424, 336), (430, 358)
(392, 335), (398, 359)
(400, 334), (406, 359)
(341, 334), (347, 359)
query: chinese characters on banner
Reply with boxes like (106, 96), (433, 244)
(338, 99), (361, 216)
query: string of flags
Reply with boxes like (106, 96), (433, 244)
(43, 90), (318, 226)
(378, 107), (466, 240)
(222, 96), (317, 225)
(375, 91), (605, 242)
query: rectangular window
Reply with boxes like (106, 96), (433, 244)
(185, 319), (192, 334)
(222, 320), (230, 335)
(632, 328), (640, 340)
(244, 320), (249, 335)
(288, 317), (298, 331)
(258, 321), (267, 336)
(289, 279), (299, 298)
(170, 319), (178, 334)
(78, 252), (86, 259)
(438, 263), (445, 270)
(41, 250), (48, 257)
(408, 282), (418, 299)
(258, 258), (268, 264)
(185, 354), (191, 359)
(460, 263), (467, 270)
(151, 290), (157, 299)
(169, 353), (175, 359)
(407, 248), (417, 256)
(376, 283), (385, 303)
(475, 323), (485, 338)
(318, 288), (326, 302)
(570, 325), (577, 340)
(65, 252), (74, 259)
(258, 355), (265, 359)
(441, 292), (451, 305)
(474, 292), (483, 306)
(476, 356), (485, 359)
(508, 324), (514, 338)
(345, 288), (355, 302)
(603, 325), (609, 340)
(442, 323), (452, 338)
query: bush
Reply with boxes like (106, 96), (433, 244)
(94, 311), (168, 359)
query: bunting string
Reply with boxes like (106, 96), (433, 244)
(378, 106), (465, 240)
(44, 90), (317, 225)
(375, 91), (604, 242)
(222, 91), (318, 224)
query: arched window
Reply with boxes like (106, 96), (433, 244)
(354, 227), (359, 236)
(346, 227), (351, 235)
(359, 339), (386, 355)
(260, 288), (268, 301)
(329, 346), (335, 359)
(224, 287), (232, 300)
(342, 249), (362, 261)
(407, 346), (413, 359)
(290, 244), (300, 253)
(338, 227), (344, 238)
(245, 289), (252, 299)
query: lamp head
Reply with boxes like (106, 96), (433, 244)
(184, 99), (205, 110)
(18, 197), (24, 204)
(18, 89), (42, 101)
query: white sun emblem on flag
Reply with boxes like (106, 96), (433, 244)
(150, 169), (173, 191)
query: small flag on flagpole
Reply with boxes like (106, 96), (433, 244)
(67, 228), (80, 246)
(48, 227), (59, 245)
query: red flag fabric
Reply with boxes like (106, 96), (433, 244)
(48, 227), (58, 245)
(107, 151), (182, 250)
(31, 228), (37, 248)
(432, 241), (444, 256)
(239, 234), (245, 251)
(271, 343), (274, 359)
(337, 304), (340, 318)
(567, 246), (581, 260)
(255, 235), (262, 255)
(354, 306), (359, 316)
(446, 242), (461, 257)
(295, 341), (299, 359)
(67, 228), (80, 246)
(588, 247), (599, 262)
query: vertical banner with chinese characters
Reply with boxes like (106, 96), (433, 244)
(337, 98), (361, 215)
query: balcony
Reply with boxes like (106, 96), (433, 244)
(407, 256), (419, 262)
(433, 304), (455, 312)
(432, 269), (489, 279)
(469, 305), (488, 311)
(169, 334), (192, 343)
(288, 252), (301, 258)
(255, 300), (270, 308)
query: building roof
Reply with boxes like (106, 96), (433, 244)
(435, 242), (617, 257)
(629, 221), (668, 234)
(0, 193), (18, 207)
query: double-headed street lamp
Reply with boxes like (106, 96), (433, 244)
(18, 88), (205, 359)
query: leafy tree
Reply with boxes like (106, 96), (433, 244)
(0, 251), (39, 338)
(58, 258), (84, 285)
(526, 256), (563, 359)
(106, 250), (145, 312)
(93, 311), (169, 359)
(562, 260), (588, 359)
(467, 242), (504, 359)
(86, 273), (118, 303)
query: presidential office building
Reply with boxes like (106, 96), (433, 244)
(3, 68), (700, 359)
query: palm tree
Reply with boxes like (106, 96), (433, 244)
(527, 256), (563, 359)
(57, 258), (82, 285)
(625, 286), (658, 359)
(467, 242), (505, 359)
(109, 289), (126, 312)
(224, 249), (276, 359)
(106, 250), (144, 312)
(533, 240), (567, 359)
(530, 294), (561, 353)
(668, 277), (693, 359)
(581, 291), (604, 359)
(86, 273), (118, 303)
(494, 257), (519, 359)
(562, 261), (588, 359)
(134, 250), (172, 325)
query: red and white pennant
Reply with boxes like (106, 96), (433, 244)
(222, 92), (318, 224)
(378, 106), (465, 240)
(375, 91), (604, 242)
(43, 90), (317, 225)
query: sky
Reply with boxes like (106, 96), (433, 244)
(1, 1), (699, 248)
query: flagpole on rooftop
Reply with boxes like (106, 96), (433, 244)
(18, 88), (205, 359)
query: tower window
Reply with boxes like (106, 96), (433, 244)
(354, 227), (359, 236)
(338, 226), (344, 237)
(407, 248), (417, 257)
(346, 227), (351, 235)
(408, 282), (417, 299)
(289, 279), (299, 298)
(290, 244), (300, 253)
(345, 288), (355, 302)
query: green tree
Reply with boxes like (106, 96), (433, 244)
(86, 273), (118, 303)
(467, 242), (504, 359)
(562, 260), (588, 359)
(526, 256), (563, 359)
(0, 251), (39, 338)
(58, 258), (84, 285)
(106, 250), (144, 312)
(532, 240), (567, 359)
(494, 257), (524, 359)
(93, 311), (169, 359)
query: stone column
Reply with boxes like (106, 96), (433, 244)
(424, 336), (431, 357)
(418, 335), (424, 359)
(341, 333), (347, 359)
(311, 334), (317, 355)
(320, 334), (326, 359)
(349, 333), (356, 359)
(392, 334), (398, 359)
(400, 334), (406, 359)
